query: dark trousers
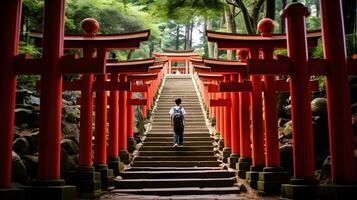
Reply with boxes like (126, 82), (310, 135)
(173, 127), (184, 145)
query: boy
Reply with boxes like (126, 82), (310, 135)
(169, 98), (186, 147)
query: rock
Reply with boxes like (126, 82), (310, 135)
(61, 138), (79, 155)
(62, 106), (80, 123)
(30, 95), (40, 105)
(62, 91), (80, 103)
(318, 156), (332, 184)
(239, 183), (247, 192)
(23, 131), (40, 154)
(284, 105), (291, 116)
(12, 151), (28, 184)
(312, 116), (330, 168)
(13, 137), (30, 157)
(278, 118), (290, 127)
(15, 108), (33, 126)
(23, 154), (38, 179)
(14, 108), (40, 128)
(61, 121), (80, 142)
(60, 149), (77, 176)
(282, 120), (293, 139)
(311, 98), (327, 116)
(16, 89), (33, 105)
(280, 144), (293, 174)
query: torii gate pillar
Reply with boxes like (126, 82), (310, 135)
(222, 75), (232, 162)
(119, 74), (130, 163)
(0, 1), (25, 198)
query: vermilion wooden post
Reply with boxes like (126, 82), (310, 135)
(262, 48), (280, 169)
(249, 48), (265, 170)
(219, 93), (225, 140)
(229, 73), (240, 168)
(38, 0), (65, 181)
(127, 91), (135, 152)
(119, 74), (129, 162)
(320, 0), (357, 183)
(215, 88), (221, 133)
(237, 59), (252, 179)
(78, 19), (97, 169)
(142, 87), (148, 118)
(0, 0), (21, 188)
(281, 3), (315, 181)
(223, 74), (232, 160)
(94, 74), (108, 166)
(108, 72), (120, 163)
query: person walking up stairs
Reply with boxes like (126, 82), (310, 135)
(113, 74), (240, 195)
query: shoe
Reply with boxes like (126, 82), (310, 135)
(173, 144), (178, 147)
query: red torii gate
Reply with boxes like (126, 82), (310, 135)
(206, 20), (321, 195)
(207, 1), (357, 199)
(0, 1), (156, 199)
(30, 18), (156, 195)
(154, 50), (200, 74)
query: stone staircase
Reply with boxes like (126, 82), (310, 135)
(113, 75), (240, 195)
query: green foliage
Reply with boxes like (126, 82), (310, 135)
(312, 33), (357, 58)
(19, 42), (41, 58)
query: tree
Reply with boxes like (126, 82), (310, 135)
(226, 0), (265, 34)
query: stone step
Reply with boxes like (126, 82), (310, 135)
(114, 177), (235, 189)
(138, 151), (214, 156)
(131, 161), (220, 167)
(152, 122), (206, 125)
(134, 156), (218, 162)
(142, 141), (213, 146)
(126, 167), (223, 171)
(150, 128), (208, 132)
(144, 137), (212, 142)
(153, 118), (204, 122)
(146, 133), (209, 137)
(111, 186), (240, 196)
(139, 146), (213, 152)
(119, 170), (234, 179)
(154, 112), (204, 115)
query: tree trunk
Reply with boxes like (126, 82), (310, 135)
(265, 0), (276, 20)
(189, 21), (194, 49)
(185, 23), (189, 50)
(280, 0), (287, 33)
(225, 5), (237, 60)
(343, 0), (357, 34)
(149, 41), (154, 57)
(315, 0), (320, 17)
(176, 24), (180, 50)
(127, 50), (134, 60)
(207, 18), (215, 58)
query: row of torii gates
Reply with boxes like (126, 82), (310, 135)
(0, 0), (357, 200)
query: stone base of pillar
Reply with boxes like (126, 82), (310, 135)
(67, 166), (101, 199)
(218, 139), (224, 151)
(236, 157), (252, 179)
(257, 167), (290, 195)
(23, 179), (76, 200)
(94, 164), (114, 190)
(228, 154), (240, 168)
(246, 165), (264, 189)
(127, 137), (137, 153)
(281, 179), (318, 199)
(222, 147), (231, 163)
(316, 184), (357, 200)
(119, 150), (131, 164)
(0, 187), (25, 200)
(107, 157), (121, 176)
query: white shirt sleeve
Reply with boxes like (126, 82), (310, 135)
(181, 107), (187, 115)
(169, 107), (174, 115)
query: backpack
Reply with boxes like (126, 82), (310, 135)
(172, 107), (184, 128)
